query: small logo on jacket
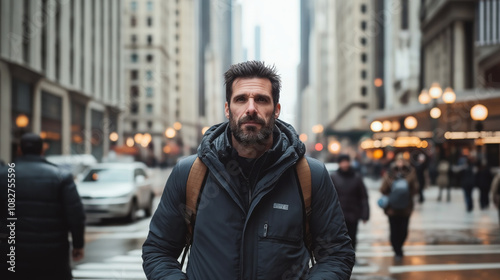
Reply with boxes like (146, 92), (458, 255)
(273, 203), (289, 210)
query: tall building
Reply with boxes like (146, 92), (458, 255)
(332, 0), (377, 132)
(122, 0), (174, 164)
(255, 25), (261, 61)
(297, 0), (312, 134)
(298, 0), (379, 157)
(0, 0), (123, 163)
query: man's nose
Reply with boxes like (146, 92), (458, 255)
(246, 99), (256, 115)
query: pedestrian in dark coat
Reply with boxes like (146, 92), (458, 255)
(436, 160), (451, 202)
(380, 153), (419, 261)
(476, 161), (493, 209)
(0, 133), (85, 280)
(490, 172), (500, 224)
(142, 61), (354, 280)
(331, 154), (369, 250)
(455, 155), (476, 212)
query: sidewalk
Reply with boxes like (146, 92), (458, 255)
(355, 178), (500, 279)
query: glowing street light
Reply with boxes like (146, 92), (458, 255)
(430, 107), (442, 119)
(418, 89), (431, 105)
(370, 121), (383, 132)
(109, 132), (119, 142)
(442, 87), (456, 104)
(429, 82), (443, 99)
(404, 116), (418, 130)
(470, 104), (488, 121)
(165, 127), (176, 138)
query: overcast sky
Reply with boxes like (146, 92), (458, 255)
(239, 0), (300, 127)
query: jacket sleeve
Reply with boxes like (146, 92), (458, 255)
(60, 171), (86, 249)
(142, 157), (194, 280)
(358, 177), (370, 221)
(307, 158), (355, 280)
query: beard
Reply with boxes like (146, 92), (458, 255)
(229, 111), (275, 147)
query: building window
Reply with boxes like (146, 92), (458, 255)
(361, 70), (367, 79)
(146, 104), (153, 114)
(361, 53), (367, 63)
(146, 70), (153, 81)
(401, 0), (409, 30)
(131, 102), (139, 114)
(131, 70), (138, 80)
(131, 121), (137, 130)
(130, 1), (137, 11)
(147, 121), (153, 129)
(361, 86), (367, 96)
(361, 4), (367, 13)
(147, 1), (153, 11)
(146, 87), (154, 97)
(130, 86), (139, 99)
(131, 53), (138, 62)
(360, 37), (366, 45)
(147, 17), (152, 27)
(131, 34), (137, 44)
(146, 54), (153, 62)
(131, 16), (136, 27)
(361, 21), (367, 31)
(147, 35), (153, 45)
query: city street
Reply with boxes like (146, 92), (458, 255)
(72, 169), (500, 280)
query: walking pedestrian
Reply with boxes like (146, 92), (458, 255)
(330, 154), (370, 251)
(414, 152), (427, 203)
(380, 153), (419, 262)
(436, 160), (451, 202)
(455, 155), (476, 212)
(490, 171), (500, 224)
(476, 161), (493, 210)
(0, 133), (86, 280)
(142, 61), (355, 279)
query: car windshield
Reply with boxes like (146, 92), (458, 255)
(83, 168), (132, 183)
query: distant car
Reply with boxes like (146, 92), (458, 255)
(76, 162), (155, 222)
(324, 162), (339, 175)
(46, 154), (97, 178)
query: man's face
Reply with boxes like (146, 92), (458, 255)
(339, 160), (350, 171)
(225, 78), (281, 147)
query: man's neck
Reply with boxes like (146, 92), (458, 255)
(231, 135), (273, 159)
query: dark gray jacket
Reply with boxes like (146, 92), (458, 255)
(142, 120), (354, 279)
(0, 155), (85, 279)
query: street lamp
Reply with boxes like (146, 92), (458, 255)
(470, 104), (488, 131)
(370, 121), (383, 132)
(404, 116), (418, 130)
(470, 104), (488, 160)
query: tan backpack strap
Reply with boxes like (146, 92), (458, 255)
(185, 157), (207, 244)
(296, 157), (313, 258)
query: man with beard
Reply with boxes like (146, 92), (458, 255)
(142, 61), (354, 280)
(330, 154), (369, 251)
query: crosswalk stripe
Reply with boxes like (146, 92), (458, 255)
(357, 248), (500, 257)
(76, 263), (143, 271)
(389, 262), (500, 274)
(73, 270), (146, 279)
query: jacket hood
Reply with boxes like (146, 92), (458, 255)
(198, 118), (306, 171)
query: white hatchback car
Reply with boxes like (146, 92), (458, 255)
(76, 162), (155, 222)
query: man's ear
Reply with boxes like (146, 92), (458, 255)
(274, 103), (281, 119)
(225, 102), (230, 119)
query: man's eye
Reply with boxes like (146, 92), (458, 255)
(235, 97), (246, 102)
(256, 97), (268, 102)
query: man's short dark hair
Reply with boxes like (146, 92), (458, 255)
(20, 133), (43, 155)
(224, 61), (281, 107)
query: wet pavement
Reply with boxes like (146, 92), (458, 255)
(72, 170), (500, 279)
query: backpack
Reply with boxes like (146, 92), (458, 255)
(388, 177), (410, 210)
(181, 157), (313, 266)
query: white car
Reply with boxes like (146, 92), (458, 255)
(76, 162), (155, 222)
(324, 162), (339, 175)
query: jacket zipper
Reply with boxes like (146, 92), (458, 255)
(263, 222), (268, 237)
